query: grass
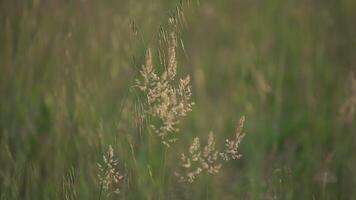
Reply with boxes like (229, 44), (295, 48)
(1, 0), (356, 199)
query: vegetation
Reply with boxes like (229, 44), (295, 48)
(1, 0), (356, 199)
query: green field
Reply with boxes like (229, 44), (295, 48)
(1, 0), (356, 199)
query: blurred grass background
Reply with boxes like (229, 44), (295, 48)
(1, 0), (356, 199)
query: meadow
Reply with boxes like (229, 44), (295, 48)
(1, 0), (356, 199)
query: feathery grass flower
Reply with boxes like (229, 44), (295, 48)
(135, 32), (194, 147)
(97, 145), (123, 196)
(220, 116), (246, 161)
(175, 116), (246, 183)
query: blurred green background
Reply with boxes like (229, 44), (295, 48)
(1, 0), (356, 199)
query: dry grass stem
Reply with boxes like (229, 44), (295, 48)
(220, 116), (246, 161)
(175, 116), (246, 183)
(97, 145), (124, 196)
(136, 32), (194, 147)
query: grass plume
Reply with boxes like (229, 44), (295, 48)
(136, 32), (194, 147)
